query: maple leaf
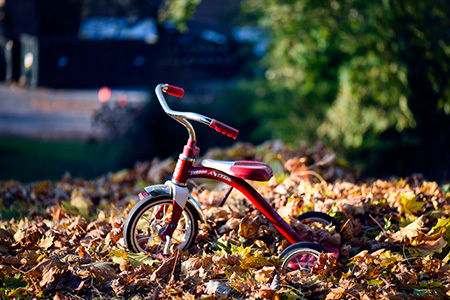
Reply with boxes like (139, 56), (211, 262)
(38, 232), (54, 250)
(386, 216), (447, 255)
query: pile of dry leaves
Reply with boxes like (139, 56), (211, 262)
(0, 141), (449, 299)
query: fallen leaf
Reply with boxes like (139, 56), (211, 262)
(387, 216), (426, 243)
(150, 255), (177, 282)
(254, 266), (275, 283)
(70, 189), (92, 216)
(83, 262), (117, 282)
(38, 233), (54, 250)
(238, 216), (261, 240)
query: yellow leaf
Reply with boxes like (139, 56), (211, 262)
(429, 217), (450, 246)
(109, 250), (157, 267)
(371, 249), (403, 267)
(70, 189), (92, 216)
(399, 190), (424, 216)
(37, 254), (47, 262)
(241, 255), (274, 270)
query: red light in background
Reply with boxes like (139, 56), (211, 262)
(118, 94), (128, 107)
(98, 87), (111, 103)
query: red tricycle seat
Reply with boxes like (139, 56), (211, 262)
(201, 159), (273, 181)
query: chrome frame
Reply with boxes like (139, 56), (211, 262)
(155, 83), (212, 142)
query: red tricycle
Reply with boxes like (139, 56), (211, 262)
(123, 83), (339, 272)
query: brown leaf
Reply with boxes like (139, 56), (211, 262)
(390, 216), (426, 242)
(254, 266), (275, 283)
(238, 216), (261, 240)
(325, 279), (365, 300)
(53, 291), (69, 300)
(38, 233), (54, 250)
(150, 255), (177, 282)
(25, 258), (65, 281)
(206, 207), (231, 223)
(40, 266), (63, 289)
(410, 227), (447, 255)
(3, 255), (21, 266)
(111, 277), (127, 297)
(212, 254), (240, 266)
(85, 262), (117, 282)
(255, 287), (276, 299)
(46, 205), (66, 221)
(386, 216), (447, 254)
(0, 228), (14, 253)
(394, 264), (418, 286)
(311, 253), (339, 277)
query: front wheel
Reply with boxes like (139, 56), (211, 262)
(124, 196), (199, 254)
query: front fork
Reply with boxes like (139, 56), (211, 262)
(159, 139), (199, 254)
(158, 181), (189, 254)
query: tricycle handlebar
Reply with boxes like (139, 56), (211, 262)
(155, 84), (239, 141)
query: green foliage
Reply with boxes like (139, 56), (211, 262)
(159, 0), (201, 32)
(243, 0), (449, 150)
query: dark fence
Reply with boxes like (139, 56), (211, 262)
(12, 30), (243, 88)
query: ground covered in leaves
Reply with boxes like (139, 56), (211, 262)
(0, 141), (449, 299)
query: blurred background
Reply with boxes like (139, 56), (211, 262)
(0, 0), (448, 182)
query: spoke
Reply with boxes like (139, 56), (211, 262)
(294, 256), (301, 270)
(143, 239), (152, 251)
(142, 215), (152, 223)
(150, 207), (158, 220)
(171, 235), (181, 243)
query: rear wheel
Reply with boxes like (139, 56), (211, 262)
(298, 211), (340, 231)
(280, 242), (328, 273)
(124, 196), (199, 254)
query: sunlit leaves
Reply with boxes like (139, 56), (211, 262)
(0, 141), (448, 298)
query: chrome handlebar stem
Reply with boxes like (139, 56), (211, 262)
(155, 84), (212, 142)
